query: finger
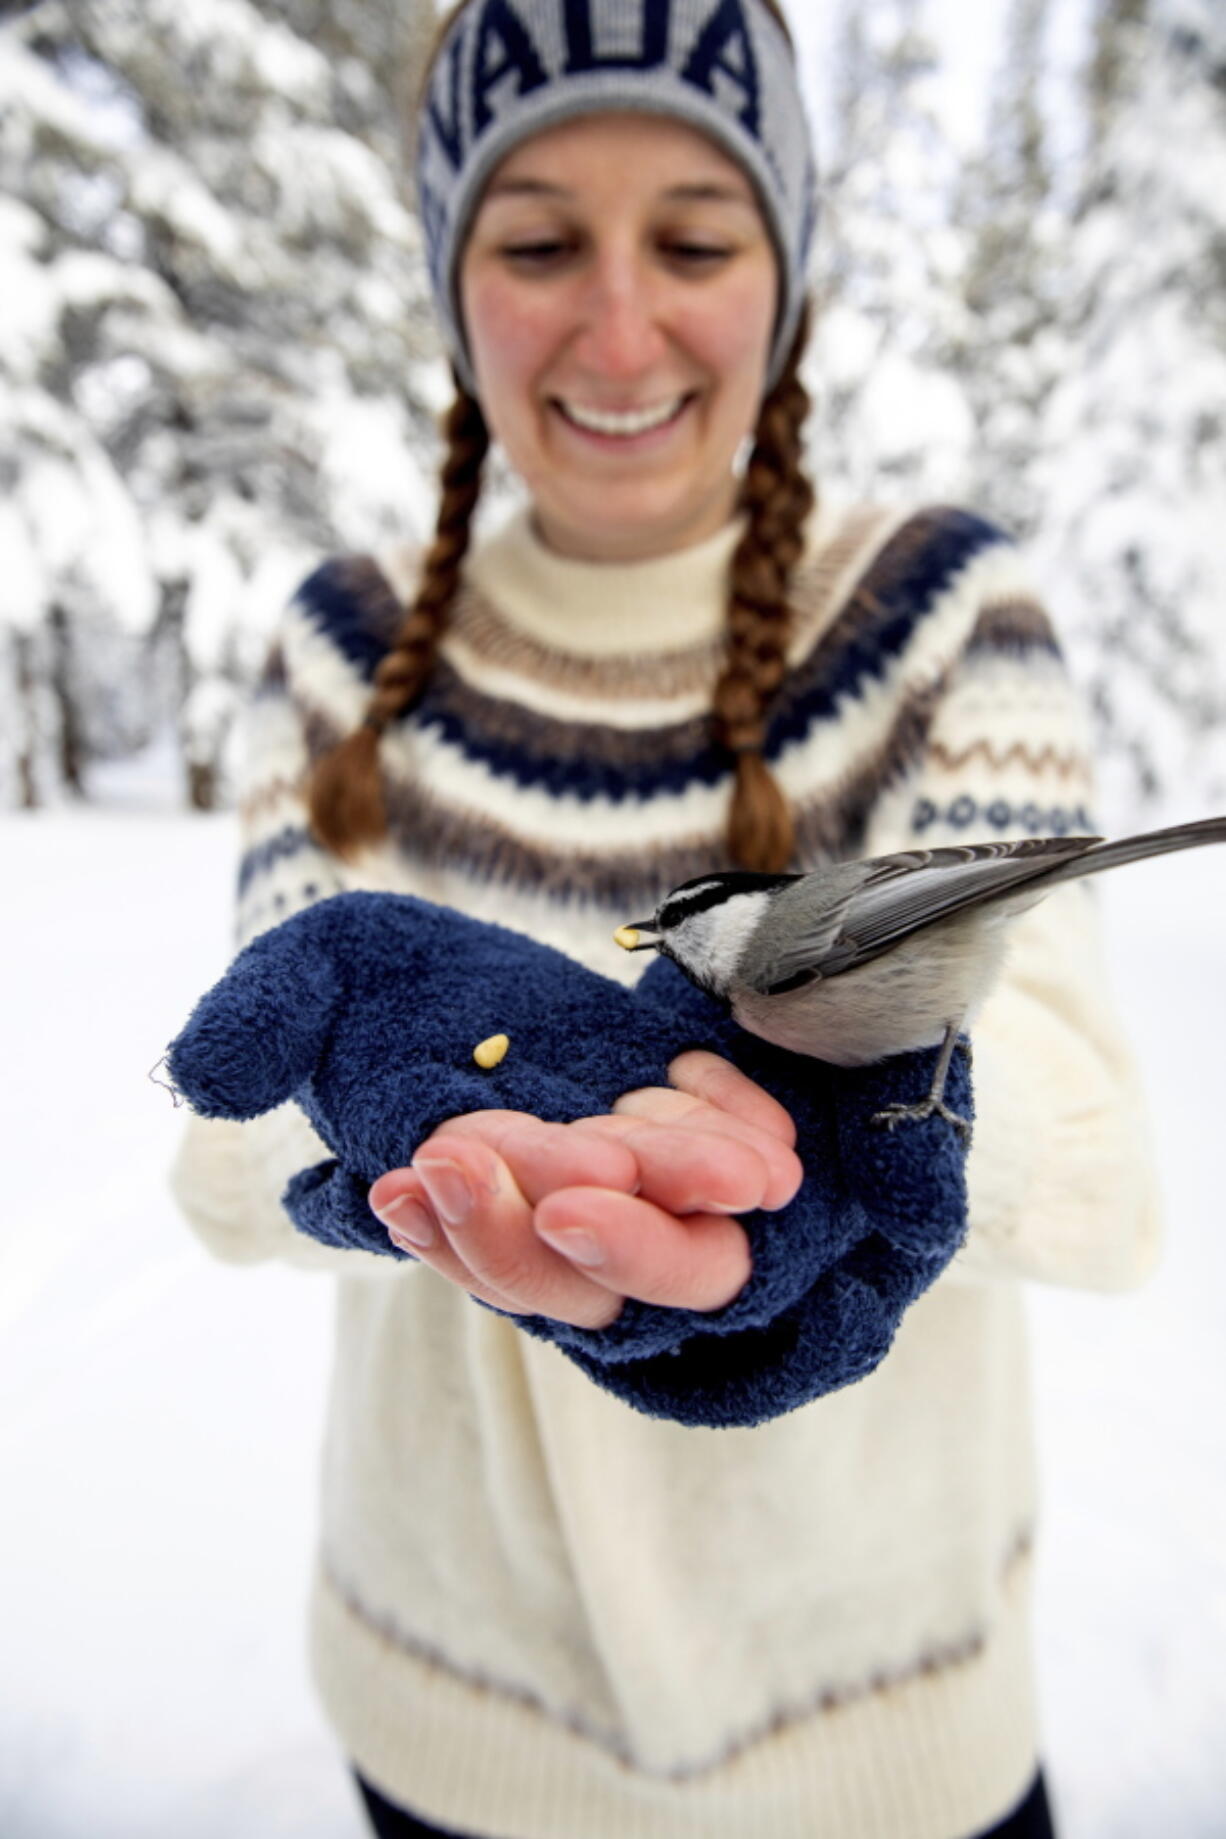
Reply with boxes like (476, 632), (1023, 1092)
(667, 1050), (797, 1146)
(370, 1160), (537, 1312)
(535, 1187), (752, 1313)
(416, 1108), (543, 1142)
(598, 1093), (802, 1210)
(369, 1167), (534, 1314)
(423, 1102), (796, 1208)
(457, 1113), (773, 1215)
(610, 1084), (784, 1150)
(429, 1116), (640, 1208)
(592, 1123), (772, 1216)
(381, 1138), (624, 1330)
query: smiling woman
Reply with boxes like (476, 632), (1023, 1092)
(306, 0), (819, 878)
(459, 112), (779, 560)
(169, 4), (1158, 1838)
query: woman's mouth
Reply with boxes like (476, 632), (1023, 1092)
(551, 393), (697, 446)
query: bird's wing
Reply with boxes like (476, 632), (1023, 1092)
(749, 836), (1100, 993)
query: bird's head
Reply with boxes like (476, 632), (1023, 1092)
(615, 871), (800, 998)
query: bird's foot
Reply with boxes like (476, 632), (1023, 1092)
(870, 1097), (972, 1143)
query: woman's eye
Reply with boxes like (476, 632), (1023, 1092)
(499, 241), (732, 267)
(667, 244), (731, 265)
(503, 242), (569, 264)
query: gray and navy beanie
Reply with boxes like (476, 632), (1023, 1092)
(414, 0), (817, 398)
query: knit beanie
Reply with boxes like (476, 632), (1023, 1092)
(414, 0), (817, 397)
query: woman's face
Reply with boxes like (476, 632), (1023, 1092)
(459, 112), (779, 563)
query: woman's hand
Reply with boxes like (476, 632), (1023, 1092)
(367, 1051), (802, 1329)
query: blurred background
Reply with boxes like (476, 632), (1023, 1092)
(2, 0), (1224, 824)
(1, 0), (1224, 1835)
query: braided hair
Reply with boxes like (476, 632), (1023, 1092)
(718, 299), (814, 870)
(308, 384), (490, 856)
(309, 0), (815, 874)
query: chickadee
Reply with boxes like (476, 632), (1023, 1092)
(615, 815), (1226, 1139)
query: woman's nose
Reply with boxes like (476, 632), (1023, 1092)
(570, 253), (670, 376)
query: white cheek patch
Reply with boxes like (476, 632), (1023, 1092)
(691, 892), (775, 986)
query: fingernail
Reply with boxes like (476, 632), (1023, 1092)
(372, 1194), (436, 1249)
(536, 1225), (605, 1268)
(695, 1192), (761, 1216)
(413, 1158), (472, 1227)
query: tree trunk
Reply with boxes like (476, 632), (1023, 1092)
(48, 604), (84, 797)
(14, 631), (39, 811)
(188, 758), (217, 812)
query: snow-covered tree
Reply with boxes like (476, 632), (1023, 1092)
(810, 0), (975, 505)
(1029, 0), (1226, 821)
(5, 0), (1222, 822)
(956, 0), (1070, 538)
(0, 0), (443, 809)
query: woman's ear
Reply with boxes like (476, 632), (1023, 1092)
(165, 922), (339, 1121)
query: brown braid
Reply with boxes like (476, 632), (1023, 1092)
(716, 299), (816, 873)
(307, 376), (490, 857)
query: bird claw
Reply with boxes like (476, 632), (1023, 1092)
(870, 1098), (972, 1143)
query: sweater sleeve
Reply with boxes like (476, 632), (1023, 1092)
(170, 1107), (398, 1277)
(857, 521), (1161, 1292)
(169, 565), (398, 1278)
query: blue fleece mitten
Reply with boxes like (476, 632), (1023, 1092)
(166, 891), (970, 1426)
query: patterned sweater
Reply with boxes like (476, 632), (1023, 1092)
(172, 497), (1160, 1839)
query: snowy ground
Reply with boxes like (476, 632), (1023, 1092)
(1, 786), (1224, 1839)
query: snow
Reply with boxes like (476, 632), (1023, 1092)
(0, 805), (361, 1839)
(126, 145), (244, 269)
(2, 798), (1224, 1837)
(181, 519), (248, 676)
(313, 392), (440, 551)
(54, 44), (147, 152)
(0, 502), (49, 633)
(792, 0), (1096, 167)
(12, 410), (157, 637)
(0, 34), (126, 157)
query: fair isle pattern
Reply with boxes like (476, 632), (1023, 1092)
(426, 503), (893, 706)
(913, 794), (1097, 839)
(235, 502), (1096, 946)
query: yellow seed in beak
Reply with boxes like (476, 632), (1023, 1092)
(613, 926), (641, 951)
(473, 1033), (510, 1070)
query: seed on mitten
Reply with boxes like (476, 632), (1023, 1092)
(473, 1033), (510, 1070)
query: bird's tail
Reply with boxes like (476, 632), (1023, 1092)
(1039, 815), (1226, 888)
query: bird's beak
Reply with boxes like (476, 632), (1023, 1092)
(613, 923), (660, 952)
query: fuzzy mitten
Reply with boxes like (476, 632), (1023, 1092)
(165, 891), (970, 1426)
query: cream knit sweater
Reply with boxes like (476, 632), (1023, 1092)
(172, 497), (1160, 1839)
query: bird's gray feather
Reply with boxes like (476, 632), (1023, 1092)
(739, 835), (1102, 994)
(1032, 814), (1226, 888)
